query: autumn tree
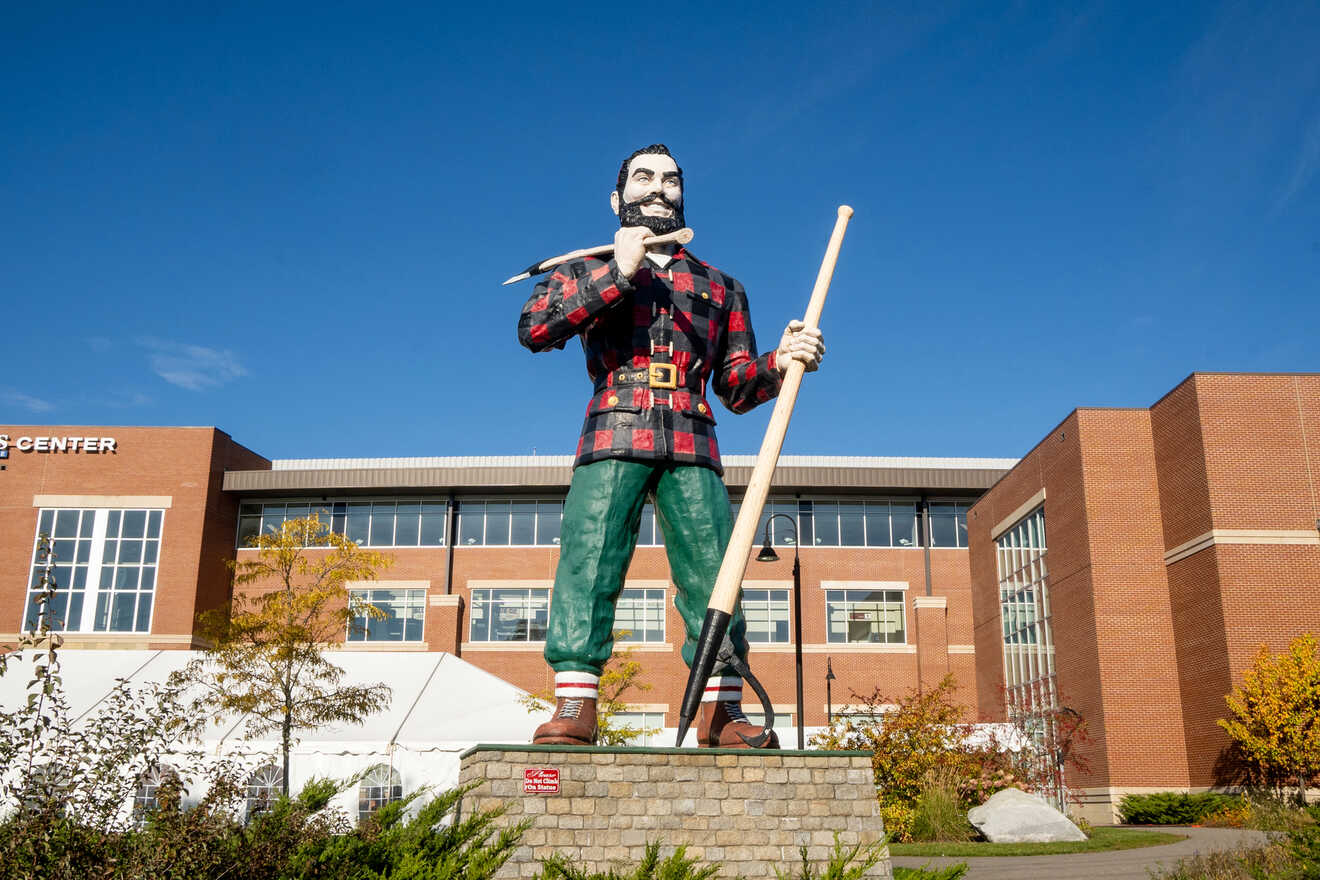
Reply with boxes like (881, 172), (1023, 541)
(1218, 633), (1320, 798)
(520, 640), (660, 746)
(176, 515), (394, 793)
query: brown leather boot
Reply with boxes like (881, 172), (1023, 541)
(697, 701), (780, 749)
(532, 697), (598, 745)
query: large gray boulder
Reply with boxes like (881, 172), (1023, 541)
(967, 788), (1087, 843)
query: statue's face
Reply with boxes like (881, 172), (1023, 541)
(611, 153), (684, 234)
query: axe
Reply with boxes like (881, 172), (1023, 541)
(502, 228), (695, 285)
(675, 206), (854, 748)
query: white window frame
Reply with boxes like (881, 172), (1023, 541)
(613, 587), (666, 643)
(741, 587), (791, 644)
(824, 585), (908, 645)
(468, 586), (551, 643)
(348, 587), (426, 643)
(25, 507), (165, 635)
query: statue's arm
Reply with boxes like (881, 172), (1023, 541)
(712, 278), (784, 414)
(517, 257), (634, 352)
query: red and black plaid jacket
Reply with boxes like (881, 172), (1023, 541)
(518, 250), (782, 475)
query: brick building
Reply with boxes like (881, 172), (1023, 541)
(967, 373), (1320, 822)
(1, 424), (1011, 742)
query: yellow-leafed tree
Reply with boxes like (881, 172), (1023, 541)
(1218, 633), (1320, 797)
(175, 516), (394, 794)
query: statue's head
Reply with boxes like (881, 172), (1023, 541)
(610, 144), (685, 235)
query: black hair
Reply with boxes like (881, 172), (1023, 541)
(616, 144), (683, 196)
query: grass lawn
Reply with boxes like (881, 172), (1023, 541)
(889, 827), (1188, 857)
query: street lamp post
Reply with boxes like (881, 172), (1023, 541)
(825, 656), (835, 725)
(755, 514), (804, 749)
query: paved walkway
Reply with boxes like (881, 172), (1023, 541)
(889, 826), (1273, 879)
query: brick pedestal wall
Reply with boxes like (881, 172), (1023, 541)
(457, 745), (890, 879)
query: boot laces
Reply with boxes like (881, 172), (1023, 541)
(558, 698), (584, 720)
(722, 700), (749, 722)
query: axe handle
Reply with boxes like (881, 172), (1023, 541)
(707, 206), (854, 616)
(502, 228), (695, 284)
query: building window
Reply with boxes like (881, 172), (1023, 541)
(348, 588), (425, 642)
(996, 507), (1055, 718)
(826, 589), (906, 644)
(745, 711), (792, 729)
(742, 588), (790, 643)
(929, 502), (970, 548)
(245, 763), (283, 817)
(456, 499), (565, 546)
(237, 499), (448, 548)
(613, 711), (666, 746)
(733, 498), (919, 548)
(24, 508), (163, 634)
(469, 587), (549, 642)
(133, 764), (177, 816)
(613, 588), (665, 643)
(357, 763), (402, 823)
(635, 503), (665, 547)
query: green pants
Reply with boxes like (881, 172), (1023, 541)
(545, 458), (749, 677)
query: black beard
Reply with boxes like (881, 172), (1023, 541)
(618, 194), (685, 235)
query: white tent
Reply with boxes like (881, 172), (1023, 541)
(1, 649), (548, 820)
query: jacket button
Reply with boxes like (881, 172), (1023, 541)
(697, 402), (707, 413)
(608, 395), (619, 406)
(701, 292), (710, 299)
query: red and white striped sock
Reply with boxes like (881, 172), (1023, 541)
(703, 675), (742, 703)
(554, 671), (600, 700)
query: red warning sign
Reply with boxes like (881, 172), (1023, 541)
(523, 767), (560, 794)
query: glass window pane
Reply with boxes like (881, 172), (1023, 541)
(109, 593), (137, 631)
(394, 502), (421, 547)
(536, 502), (562, 546)
(839, 503), (865, 546)
(930, 507), (957, 547)
(39, 509), (54, 535)
(140, 568), (155, 590)
(147, 510), (162, 538)
(485, 500), (510, 545)
(238, 516), (261, 545)
(510, 502), (535, 545)
(143, 541), (158, 564)
(891, 504), (917, 547)
(638, 503), (656, 545)
(122, 510), (147, 538)
(55, 510), (80, 537)
(119, 540), (143, 564)
(370, 502), (395, 546)
(116, 568), (138, 589)
(135, 594), (153, 632)
(347, 503), (371, 545)
(107, 510), (122, 535)
(420, 502), (447, 545)
(865, 503), (890, 547)
(811, 501), (839, 545)
(460, 502), (486, 545)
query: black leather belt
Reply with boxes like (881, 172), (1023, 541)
(608, 363), (679, 390)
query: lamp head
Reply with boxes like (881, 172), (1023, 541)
(756, 541), (780, 563)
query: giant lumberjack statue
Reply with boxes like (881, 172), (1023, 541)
(516, 144), (825, 748)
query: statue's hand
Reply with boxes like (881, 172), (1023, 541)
(775, 320), (825, 375)
(613, 226), (650, 280)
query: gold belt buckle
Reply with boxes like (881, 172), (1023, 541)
(648, 363), (678, 390)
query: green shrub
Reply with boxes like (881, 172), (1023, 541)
(773, 834), (891, 880)
(1118, 792), (1244, 825)
(909, 769), (974, 843)
(1147, 842), (1301, 879)
(541, 841), (720, 880)
(892, 868), (968, 880)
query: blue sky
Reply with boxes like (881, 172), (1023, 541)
(3, 1), (1317, 462)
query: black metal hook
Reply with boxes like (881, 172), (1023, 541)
(717, 637), (775, 748)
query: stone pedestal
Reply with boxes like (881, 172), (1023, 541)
(457, 745), (891, 879)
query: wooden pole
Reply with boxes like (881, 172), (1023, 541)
(674, 205), (853, 745)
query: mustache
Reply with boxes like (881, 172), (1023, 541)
(623, 193), (679, 211)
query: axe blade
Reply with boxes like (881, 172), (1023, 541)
(675, 608), (730, 746)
